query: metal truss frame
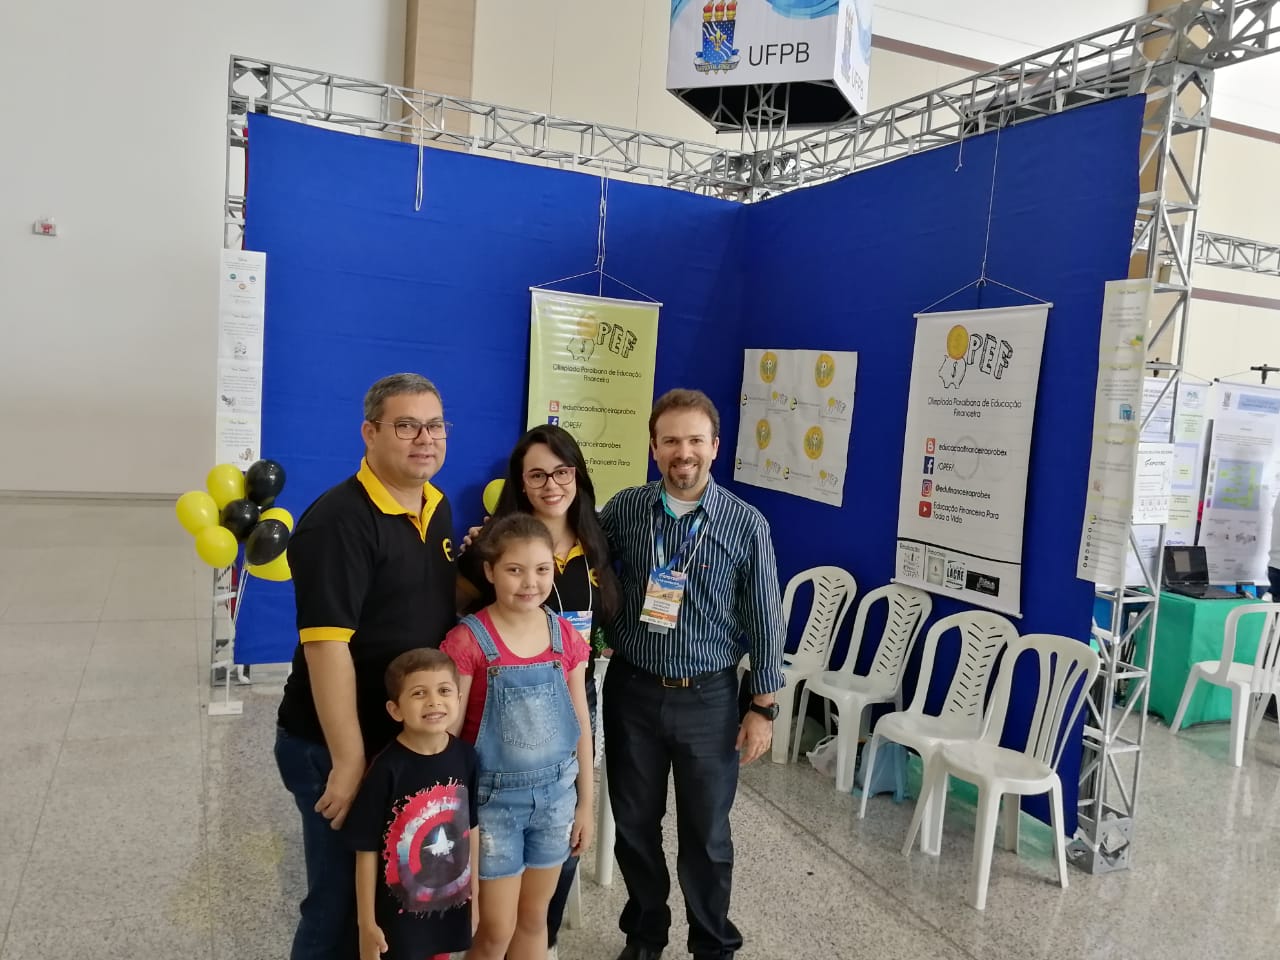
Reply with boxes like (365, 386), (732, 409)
(1195, 229), (1280, 275)
(222, 0), (1280, 866)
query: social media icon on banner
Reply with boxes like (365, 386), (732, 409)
(925, 438), (936, 454)
(923, 456), (935, 475)
(549, 400), (560, 413)
(918, 501), (933, 518)
(921, 479), (933, 497)
(548, 416), (560, 426)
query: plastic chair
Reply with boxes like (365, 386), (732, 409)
(902, 634), (1100, 911)
(794, 584), (932, 792)
(738, 566), (857, 764)
(1170, 602), (1280, 767)
(860, 610), (1019, 852)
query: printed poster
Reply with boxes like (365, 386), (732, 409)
(734, 349), (857, 507)
(895, 304), (1049, 616)
(1076, 280), (1150, 585)
(215, 249), (266, 468)
(528, 290), (660, 503)
(1198, 380), (1280, 582)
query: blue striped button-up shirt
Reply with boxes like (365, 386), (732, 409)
(600, 478), (785, 694)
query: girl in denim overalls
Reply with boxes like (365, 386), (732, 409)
(442, 514), (594, 960)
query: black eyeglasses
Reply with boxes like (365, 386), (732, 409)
(524, 466), (576, 489)
(376, 419), (452, 440)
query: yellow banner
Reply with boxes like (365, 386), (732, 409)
(528, 289), (661, 502)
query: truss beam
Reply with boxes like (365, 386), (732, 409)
(1195, 230), (1280, 275)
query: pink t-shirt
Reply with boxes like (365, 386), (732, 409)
(441, 608), (591, 745)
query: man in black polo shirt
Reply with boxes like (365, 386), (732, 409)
(274, 373), (458, 960)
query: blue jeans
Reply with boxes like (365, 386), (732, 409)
(274, 726), (357, 960)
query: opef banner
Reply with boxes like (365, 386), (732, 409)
(528, 290), (660, 503)
(895, 304), (1049, 616)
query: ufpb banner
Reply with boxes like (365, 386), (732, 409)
(528, 290), (660, 502)
(895, 305), (1049, 616)
(733, 348), (857, 506)
(667, 0), (871, 111)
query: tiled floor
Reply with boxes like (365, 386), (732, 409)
(1, 500), (1278, 959)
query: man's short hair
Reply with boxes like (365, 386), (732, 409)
(364, 373), (442, 424)
(649, 388), (721, 440)
(385, 647), (459, 700)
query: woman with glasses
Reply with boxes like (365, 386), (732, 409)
(458, 424), (619, 959)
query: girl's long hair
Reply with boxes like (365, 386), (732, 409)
(491, 424), (620, 623)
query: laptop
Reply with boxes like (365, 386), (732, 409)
(1162, 546), (1240, 600)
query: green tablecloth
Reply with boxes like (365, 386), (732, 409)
(1133, 591), (1264, 727)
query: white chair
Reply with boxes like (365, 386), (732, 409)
(902, 634), (1100, 911)
(794, 584), (932, 792)
(739, 566), (858, 764)
(860, 610), (1019, 853)
(1170, 602), (1280, 767)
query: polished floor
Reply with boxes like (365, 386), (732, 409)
(1, 500), (1278, 959)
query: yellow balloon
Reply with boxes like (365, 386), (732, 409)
(175, 490), (219, 535)
(482, 479), (505, 516)
(247, 549), (291, 582)
(206, 463), (246, 510)
(260, 507), (294, 531)
(194, 525), (239, 568)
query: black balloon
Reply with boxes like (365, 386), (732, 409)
(221, 498), (261, 542)
(246, 459), (287, 508)
(245, 518), (290, 565)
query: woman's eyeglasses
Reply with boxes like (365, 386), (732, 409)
(524, 466), (576, 489)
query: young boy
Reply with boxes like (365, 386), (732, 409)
(345, 648), (479, 960)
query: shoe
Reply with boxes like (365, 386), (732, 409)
(547, 948), (558, 960)
(615, 945), (664, 960)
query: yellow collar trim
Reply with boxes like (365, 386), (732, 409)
(357, 458), (443, 539)
(554, 541), (584, 574)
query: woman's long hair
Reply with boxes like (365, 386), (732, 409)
(491, 424), (620, 623)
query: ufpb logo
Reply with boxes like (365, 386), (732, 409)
(802, 425), (824, 461)
(695, 1), (741, 75)
(814, 353), (836, 388)
(755, 418), (772, 449)
(759, 350), (778, 384)
(937, 323), (1014, 389)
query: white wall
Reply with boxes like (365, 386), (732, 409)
(0, 0), (405, 494)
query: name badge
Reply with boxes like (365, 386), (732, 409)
(562, 610), (593, 648)
(640, 568), (686, 633)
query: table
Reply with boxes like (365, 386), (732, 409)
(1133, 591), (1264, 727)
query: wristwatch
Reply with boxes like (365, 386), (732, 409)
(748, 701), (780, 721)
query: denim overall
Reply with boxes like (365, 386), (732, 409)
(462, 609), (581, 879)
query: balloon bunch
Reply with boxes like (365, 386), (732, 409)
(175, 459), (293, 581)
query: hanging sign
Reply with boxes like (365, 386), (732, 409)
(895, 304), (1049, 616)
(215, 249), (266, 468)
(733, 348), (857, 506)
(527, 289), (660, 503)
(666, 0), (872, 113)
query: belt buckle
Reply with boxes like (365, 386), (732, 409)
(660, 675), (690, 689)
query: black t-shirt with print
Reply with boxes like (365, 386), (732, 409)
(345, 736), (479, 958)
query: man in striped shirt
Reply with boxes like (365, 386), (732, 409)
(601, 388), (785, 960)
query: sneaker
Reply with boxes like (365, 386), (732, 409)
(547, 947), (558, 960)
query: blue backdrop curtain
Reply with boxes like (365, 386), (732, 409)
(238, 96), (1144, 831)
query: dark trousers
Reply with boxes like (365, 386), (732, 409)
(1269, 566), (1280, 602)
(603, 660), (743, 959)
(545, 662), (598, 948)
(275, 726), (357, 960)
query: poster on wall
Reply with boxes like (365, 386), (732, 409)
(214, 249), (266, 468)
(1124, 376), (1210, 584)
(527, 289), (660, 503)
(1076, 279), (1150, 586)
(1198, 380), (1280, 582)
(733, 348), (857, 506)
(666, 0), (871, 113)
(895, 304), (1049, 616)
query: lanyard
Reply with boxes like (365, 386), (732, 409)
(550, 556), (594, 615)
(651, 507), (707, 573)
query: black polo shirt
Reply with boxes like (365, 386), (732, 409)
(278, 459), (457, 758)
